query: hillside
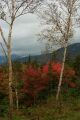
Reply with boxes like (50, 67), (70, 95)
(0, 43), (80, 64)
(19, 43), (80, 63)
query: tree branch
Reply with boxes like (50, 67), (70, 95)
(0, 27), (8, 48)
(0, 42), (8, 60)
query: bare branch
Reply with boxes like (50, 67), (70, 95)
(0, 42), (8, 59)
(0, 26), (8, 48)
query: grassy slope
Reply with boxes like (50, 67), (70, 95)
(1, 95), (80, 120)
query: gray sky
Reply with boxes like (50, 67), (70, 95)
(0, 13), (80, 56)
(0, 14), (44, 56)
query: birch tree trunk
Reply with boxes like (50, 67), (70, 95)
(15, 77), (19, 111)
(56, 42), (68, 101)
(7, 24), (13, 120)
(15, 89), (19, 111)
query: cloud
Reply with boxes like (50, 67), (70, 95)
(0, 14), (43, 55)
(12, 44), (43, 55)
(0, 13), (80, 56)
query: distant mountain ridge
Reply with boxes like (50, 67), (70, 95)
(0, 43), (80, 64)
(18, 43), (80, 63)
(0, 54), (21, 64)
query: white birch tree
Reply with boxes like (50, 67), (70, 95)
(39, 0), (79, 101)
(0, 0), (43, 120)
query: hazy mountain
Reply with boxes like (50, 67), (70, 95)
(0, 43), (80, 64)
(18, 43), (80, 63)
(0, 54), (21, 64)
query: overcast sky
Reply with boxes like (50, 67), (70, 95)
(0, 13), (80, 56)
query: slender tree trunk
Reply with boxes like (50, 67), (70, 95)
(15, 77), (19, 111)
(56, 42), (68, 101)
(15, 89), (19, 111)
(8, 25), (13, 120)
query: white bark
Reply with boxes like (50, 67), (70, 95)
(15, 88), (19, 111)
(7, 24), (13, 120)
(56, 42), (68, 101)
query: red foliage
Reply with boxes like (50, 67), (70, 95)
(68, 82), (77, 88)
(22, 65), (50, 99)
(0, 68), (9, 95)
(63, 67), (76, 88)
(21, 62), (76, 101)
(64, 68), (75, 77)
(24, 65), (39, 78)
(52, 63), (62, 75)
(42, 64), (49, 74)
